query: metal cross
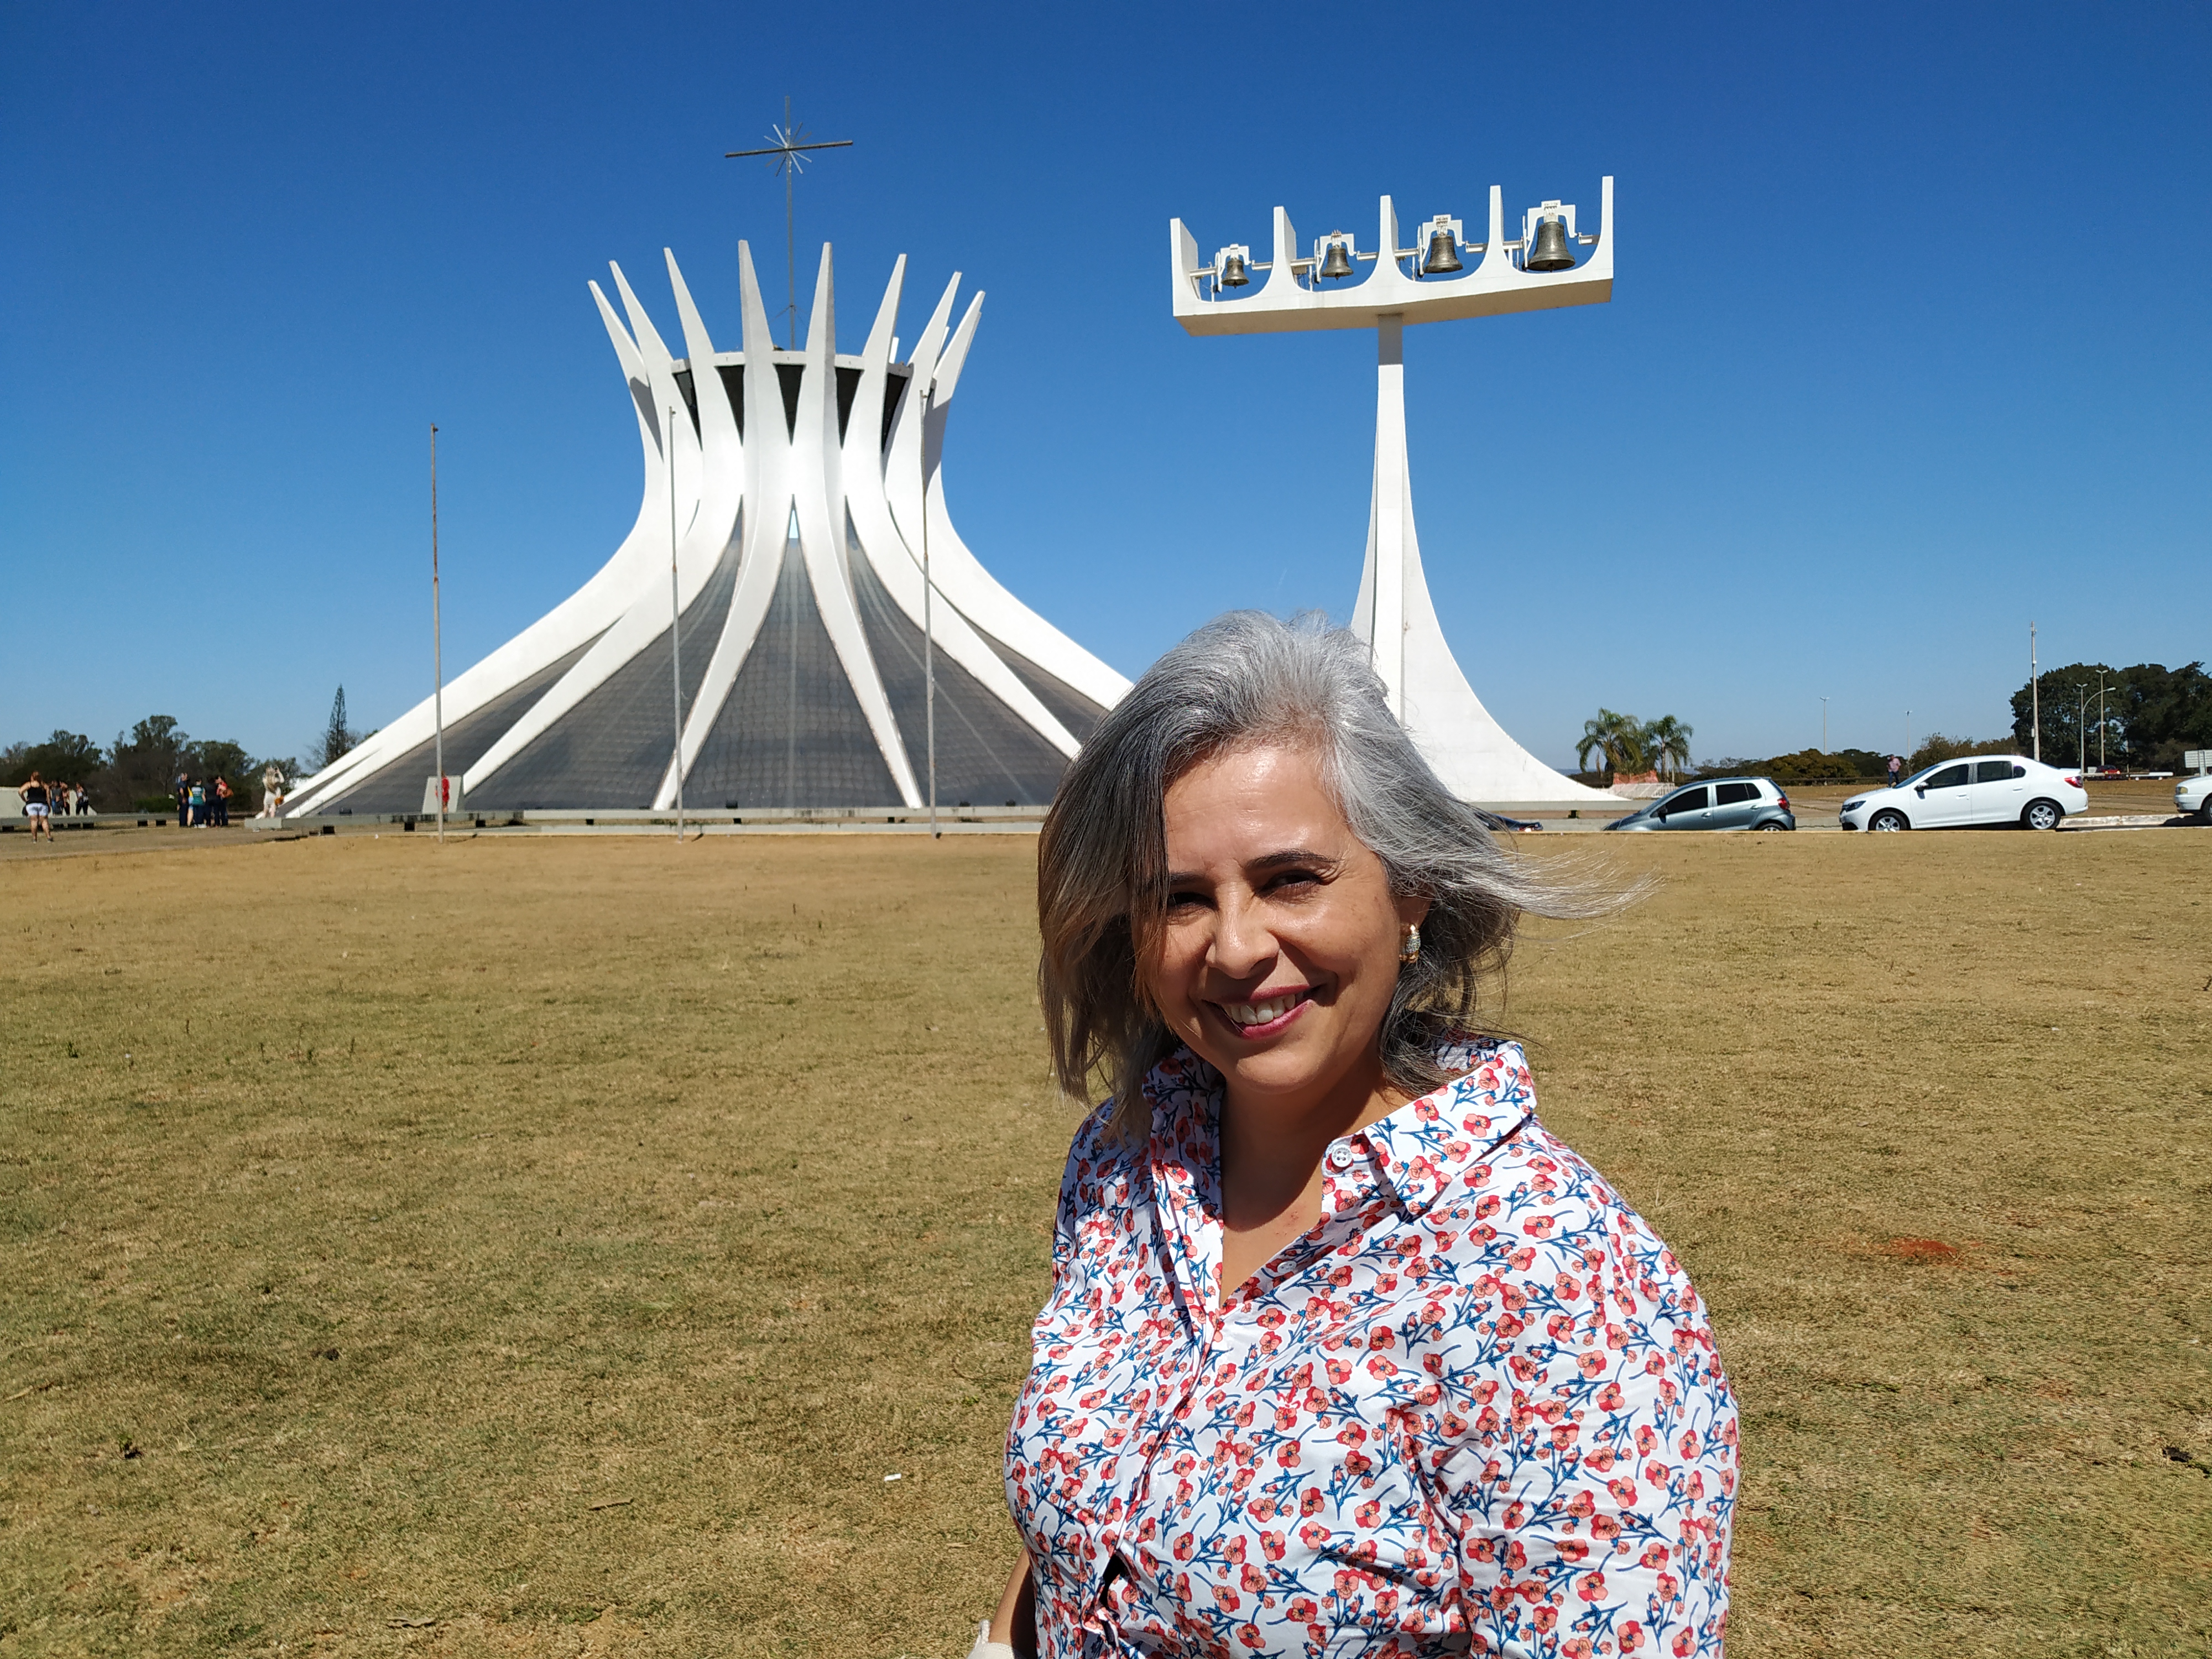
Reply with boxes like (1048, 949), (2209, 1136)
(726, 97), (853, 348)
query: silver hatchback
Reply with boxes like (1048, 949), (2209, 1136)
(1603, 776), (1796, 832)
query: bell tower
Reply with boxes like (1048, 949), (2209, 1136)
(1168, 180), (1626, 811)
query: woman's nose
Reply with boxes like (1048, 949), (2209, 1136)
(1207, 894), (1275, 978)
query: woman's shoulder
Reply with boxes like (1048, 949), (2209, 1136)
(1469, 1114), (1714, 1324)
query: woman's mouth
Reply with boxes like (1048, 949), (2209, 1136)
(1215, 988), (1314, 1039)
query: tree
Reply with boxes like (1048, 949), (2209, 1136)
(2010, 661), (2212, 770)
(0, 731), (103, 789)
(1642, 715), (1694, 782)
(103, 714), (190, 809)
(1576, 709), (1647, 782)
(1908, 732), (2012, 773)
(315, 686), (359, 771)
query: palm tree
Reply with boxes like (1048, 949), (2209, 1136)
(1642, 714), (1694, 782)
(1577, 708), (1646, 781)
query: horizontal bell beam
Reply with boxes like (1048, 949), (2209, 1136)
(1168, 178), (1613, 337)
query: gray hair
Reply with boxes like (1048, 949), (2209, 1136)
(1037, 610), (1609, 1140)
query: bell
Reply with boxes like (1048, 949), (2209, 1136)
(1219, 251), (1249, 288)
(1526, 216), (1575, 271)
(1422, 226), (1462, 274)
(1318, 238), (1354, 280)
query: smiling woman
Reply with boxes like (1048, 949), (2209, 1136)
(976, 613), (1740, 1659)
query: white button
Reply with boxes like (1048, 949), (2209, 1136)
(1327, 1144), (1354, 1171)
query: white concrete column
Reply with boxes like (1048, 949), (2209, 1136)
(1371, 313), (1408, 716)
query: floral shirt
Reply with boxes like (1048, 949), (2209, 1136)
(1005, 1038), (1736, 1659)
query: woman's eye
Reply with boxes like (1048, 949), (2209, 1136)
(1266, 868), (1323, 893)
(1165, 890), (1208, 912)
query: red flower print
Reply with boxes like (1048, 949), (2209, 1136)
(1354, 1500), (1381, 1527)
(1620, 1620), (1644, 1652)
(1608, 1477), (1639, 1506)
(1558, 1538), (1589, 1563)
(1262, 1530), (1287, 1562)
(1597, 1382), (1625, 1411)
(1575, 1571), (1607, 1603)
(1237, 1624), (1266, 1648)
(1299, 1521), (1331, 1549)
(1300, 1488), (1325, 1517)
(1639, 1542), (1671, 1569)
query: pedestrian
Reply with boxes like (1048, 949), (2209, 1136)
(213, 775), (232, 827)
(17, 771), (54, 842)
(187, 777), (206, 827)
(1887, 753), (1903, 789)
(175, 773), (190, 826)
(978, 613), (1738, 1659)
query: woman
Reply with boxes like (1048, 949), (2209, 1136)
(18, 771), (53, 842)
(979, 615), (1736, 1659)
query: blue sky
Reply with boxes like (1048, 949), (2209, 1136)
(4, 1), (2206, 768)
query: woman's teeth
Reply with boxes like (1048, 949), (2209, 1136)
(1225, 993), (1302, 1027)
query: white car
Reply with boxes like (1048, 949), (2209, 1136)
(1838, 755), (2087, 832)
(2178, 773), (2212, 822)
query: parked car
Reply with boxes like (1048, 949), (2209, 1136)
(2177, 773), (2212, 822)
(1838, 755), (2086, 831)
(1603, 776), (1795, 832)
(1474, 808), (1543, 833)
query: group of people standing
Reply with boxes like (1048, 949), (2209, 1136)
(12, 773), (89, 840)
(174, 773), (235, 827)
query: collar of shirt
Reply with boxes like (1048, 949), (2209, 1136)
(1135, 1035), (1537, 1323)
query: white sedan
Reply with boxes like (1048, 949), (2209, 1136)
(2179, 774), (2212, 822)
(1839, 756), (2088, 832)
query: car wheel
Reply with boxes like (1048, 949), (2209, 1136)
(2021, 799), (2063, 831)
(1869, 810), (1907, 832)
(2198, 801), (2211, 826)
(1756, 820), (1790, 831)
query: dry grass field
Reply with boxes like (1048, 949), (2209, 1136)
(2, 826), (2208, 1657)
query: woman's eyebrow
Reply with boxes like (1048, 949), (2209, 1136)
(1246, 848), (1333, 873)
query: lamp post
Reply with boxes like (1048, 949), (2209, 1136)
(668, 405), (683, 841)
(430, 423), (443, 844)
(2030, 622), (2039, 762)
(1169, 180), (1612, 726)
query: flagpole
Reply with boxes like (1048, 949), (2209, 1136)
(670, 405), (685, 841)
(431, 423), (444, 844)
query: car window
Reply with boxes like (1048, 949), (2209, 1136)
(1714, 782), (1759, 805)
(1926, 764), (1970, 790)
(1975, 760), (2016, 783)
(1661, 786), (1709, 814)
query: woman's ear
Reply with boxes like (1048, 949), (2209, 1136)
(1396, 891), (1433, 931)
